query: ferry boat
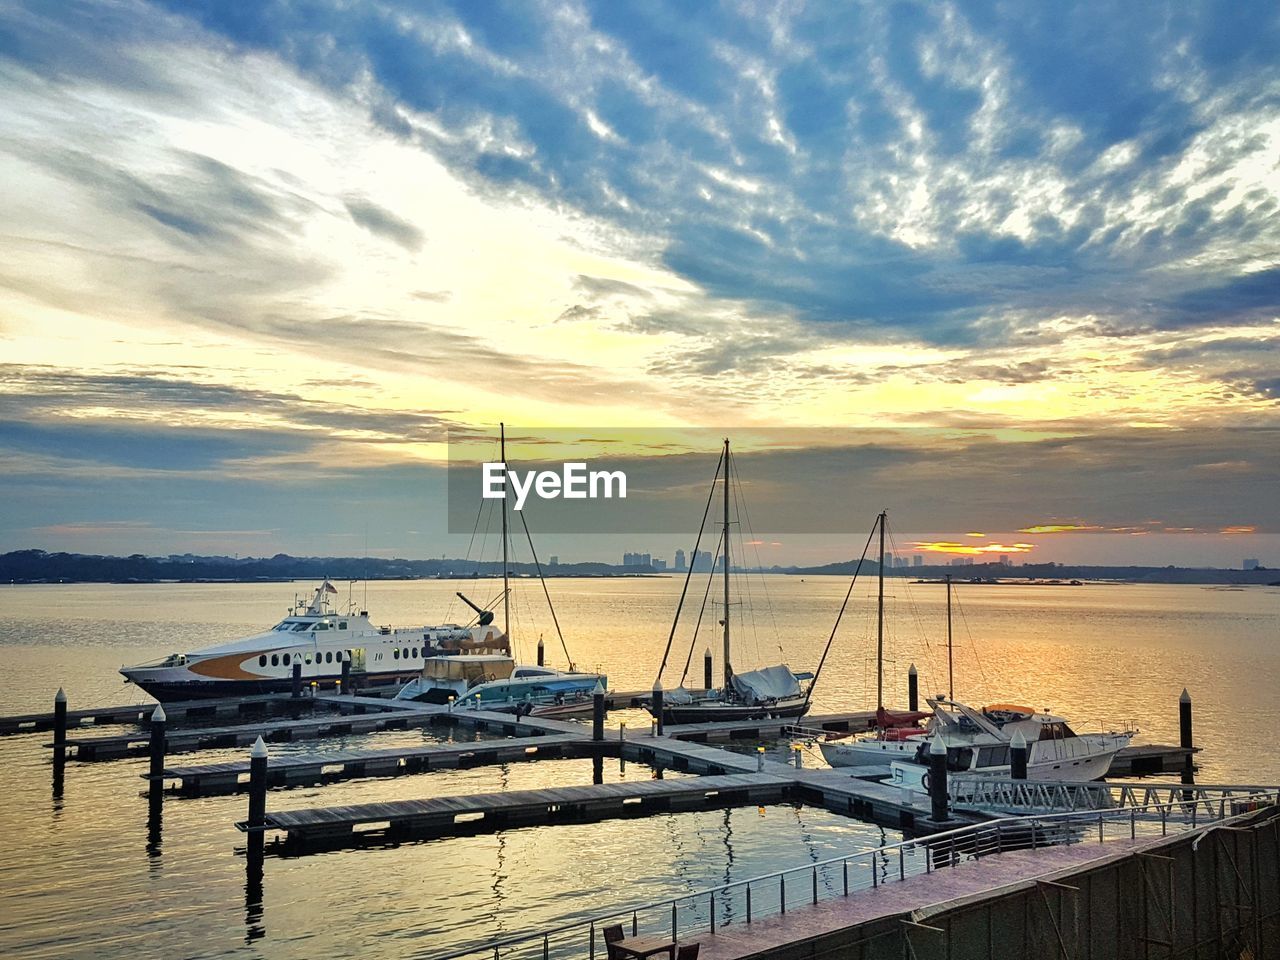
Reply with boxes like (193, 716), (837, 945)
(119, 581), (492, 700)
(878, 697), (1133, 785)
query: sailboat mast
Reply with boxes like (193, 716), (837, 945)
(876, 510), (886, 710)
(946, 573), (953, 700)
(500, 423), (509, 639)
(722, 438), (731, 688)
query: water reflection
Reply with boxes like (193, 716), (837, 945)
(146, 786), (163, 865)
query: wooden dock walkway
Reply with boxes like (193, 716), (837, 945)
(55, 707), (450, 760)
(151, 734), (597, 794)
(0, 692), (307, 736)
(240, 773), (794, 847)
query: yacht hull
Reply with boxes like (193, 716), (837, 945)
(125, 670), (419, 702)
(819, 736), (924, 768)
(658, 698), (810, 725)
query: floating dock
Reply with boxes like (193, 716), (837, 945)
(239, 773), (794, 846)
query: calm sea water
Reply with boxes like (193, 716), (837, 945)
(0, 577), (1277, 958)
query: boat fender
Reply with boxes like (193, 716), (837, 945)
(488, 673), (496, 681)
(920, 772), (931, 791)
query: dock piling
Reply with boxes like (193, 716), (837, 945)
(704, 647), (713, 692)
(757, 745), (765, 772)
(1180, 688), (1195, 784)
(907, 664), (918, 713)
(652, 680), (664, 736)
(291, 663), (302, 699)
(793, 744), (803, 769)
(247, 736), (268, 862)
(592, 681), (605, 742)
(148, 704), (167, 783)
(53, 688), (67, 764)
(537, 638), (544, 667)
(928, 732), (948, 822)
(1010, 729), (1028, 780)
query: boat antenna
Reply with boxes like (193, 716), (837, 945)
(946, 573), (954, 701)
(500, 422), (510, 640)
(519, 510), (574, 669)
(876, 509), (886, 710)
(722, 437), (731, 688)
(654, 444), (726, 682)
(804, 515), (878, 710)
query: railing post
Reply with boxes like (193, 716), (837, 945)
(671, 902), (677, 940)
(632, 911), (637, 936)
(899, 846), (905, 880)
(869, 856), (876, 888)
(543, 934), (549, 960)
(780, 874), (786, 914)
(812, 866), (818, 903)
(746, 884), (752, 922)
(710, 894), (716, 933)
(589, 923), (595, 960)
(1130, 808), (1136, 839)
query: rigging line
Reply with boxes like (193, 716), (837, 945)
(729, 448), (782, 652)
(951, 583), (987, 682)
(804, 516), (880, 708)
(726, 462), (762, 668)
(655, 445), (726, 683)
(678, 526), (724, 687)
(519, 510), (574, 670)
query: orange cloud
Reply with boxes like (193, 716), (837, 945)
(966, 531), (985, 537)
(1018, 523), (1104, 534)
(1221, 525), (1257, 534)
(911, 541), (1036, 556)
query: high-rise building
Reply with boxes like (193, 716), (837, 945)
(692, 550), (713, 572)
(1244, 558), (1260, 570)
(674, 549), (687, 571)
(549, 555), (559, 567)
(913, 555), (923, 567)
(884, 552), (895, 568)
(999, 554), (1010, 566)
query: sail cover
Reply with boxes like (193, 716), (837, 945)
(730, 664), (801, 704)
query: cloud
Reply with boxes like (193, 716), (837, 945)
(343, 196), (425, 250)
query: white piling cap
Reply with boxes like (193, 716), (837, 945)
(929, 731), (946, 755)
(653, 678), (664, 692)
(908, 663), (917, 676)
(594, 679), (606, 695)
(1011, 729), (1027, 750)
(1180, 688), (1191, 704)
(250, 736), (267, 759)
(151, 704), (166, 722)
(537, 637), (544, 646)
(704, 647), (712, 657)
(55, 687), (67, 703)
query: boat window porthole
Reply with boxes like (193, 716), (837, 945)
(259, 655), (267, 667)
(271, 654), (279, 666)
(283, 654), (290, 666)
(393, 649), (400, 659)
(412, 648), (418, 659)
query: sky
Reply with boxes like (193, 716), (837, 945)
(0, 0), (1277, 567)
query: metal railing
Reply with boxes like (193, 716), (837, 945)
(950, 777), (1280, 814)
(430, 790), (1280, 960)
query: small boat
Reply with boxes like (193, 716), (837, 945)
(886, 697), (1134, 786)
(119, 580), (483, 700)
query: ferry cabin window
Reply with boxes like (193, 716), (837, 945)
(282, 654), (290, 666)
(305, 653), (313, 664)
(325, 651), (333, 663)
(271, 654), (279, 666)
(259, 655), (267, 667)
(412, 648), (418, 659)
(339, 621), (348, 630)
(292, 622), (310, 632)
(393, 649), (400, 659)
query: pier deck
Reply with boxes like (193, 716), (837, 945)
(55, 707), (449, 760)
(0, 693), (311, 735)
(240, 772), (793, 846)
(151, 733), (597, 794)
(694, 837), (1146, 960)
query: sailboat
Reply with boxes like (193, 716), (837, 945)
(396, 424), (606, 712)
(646, 439), (815, 724)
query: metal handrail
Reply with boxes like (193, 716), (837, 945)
(432, 790), (1279, 960)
